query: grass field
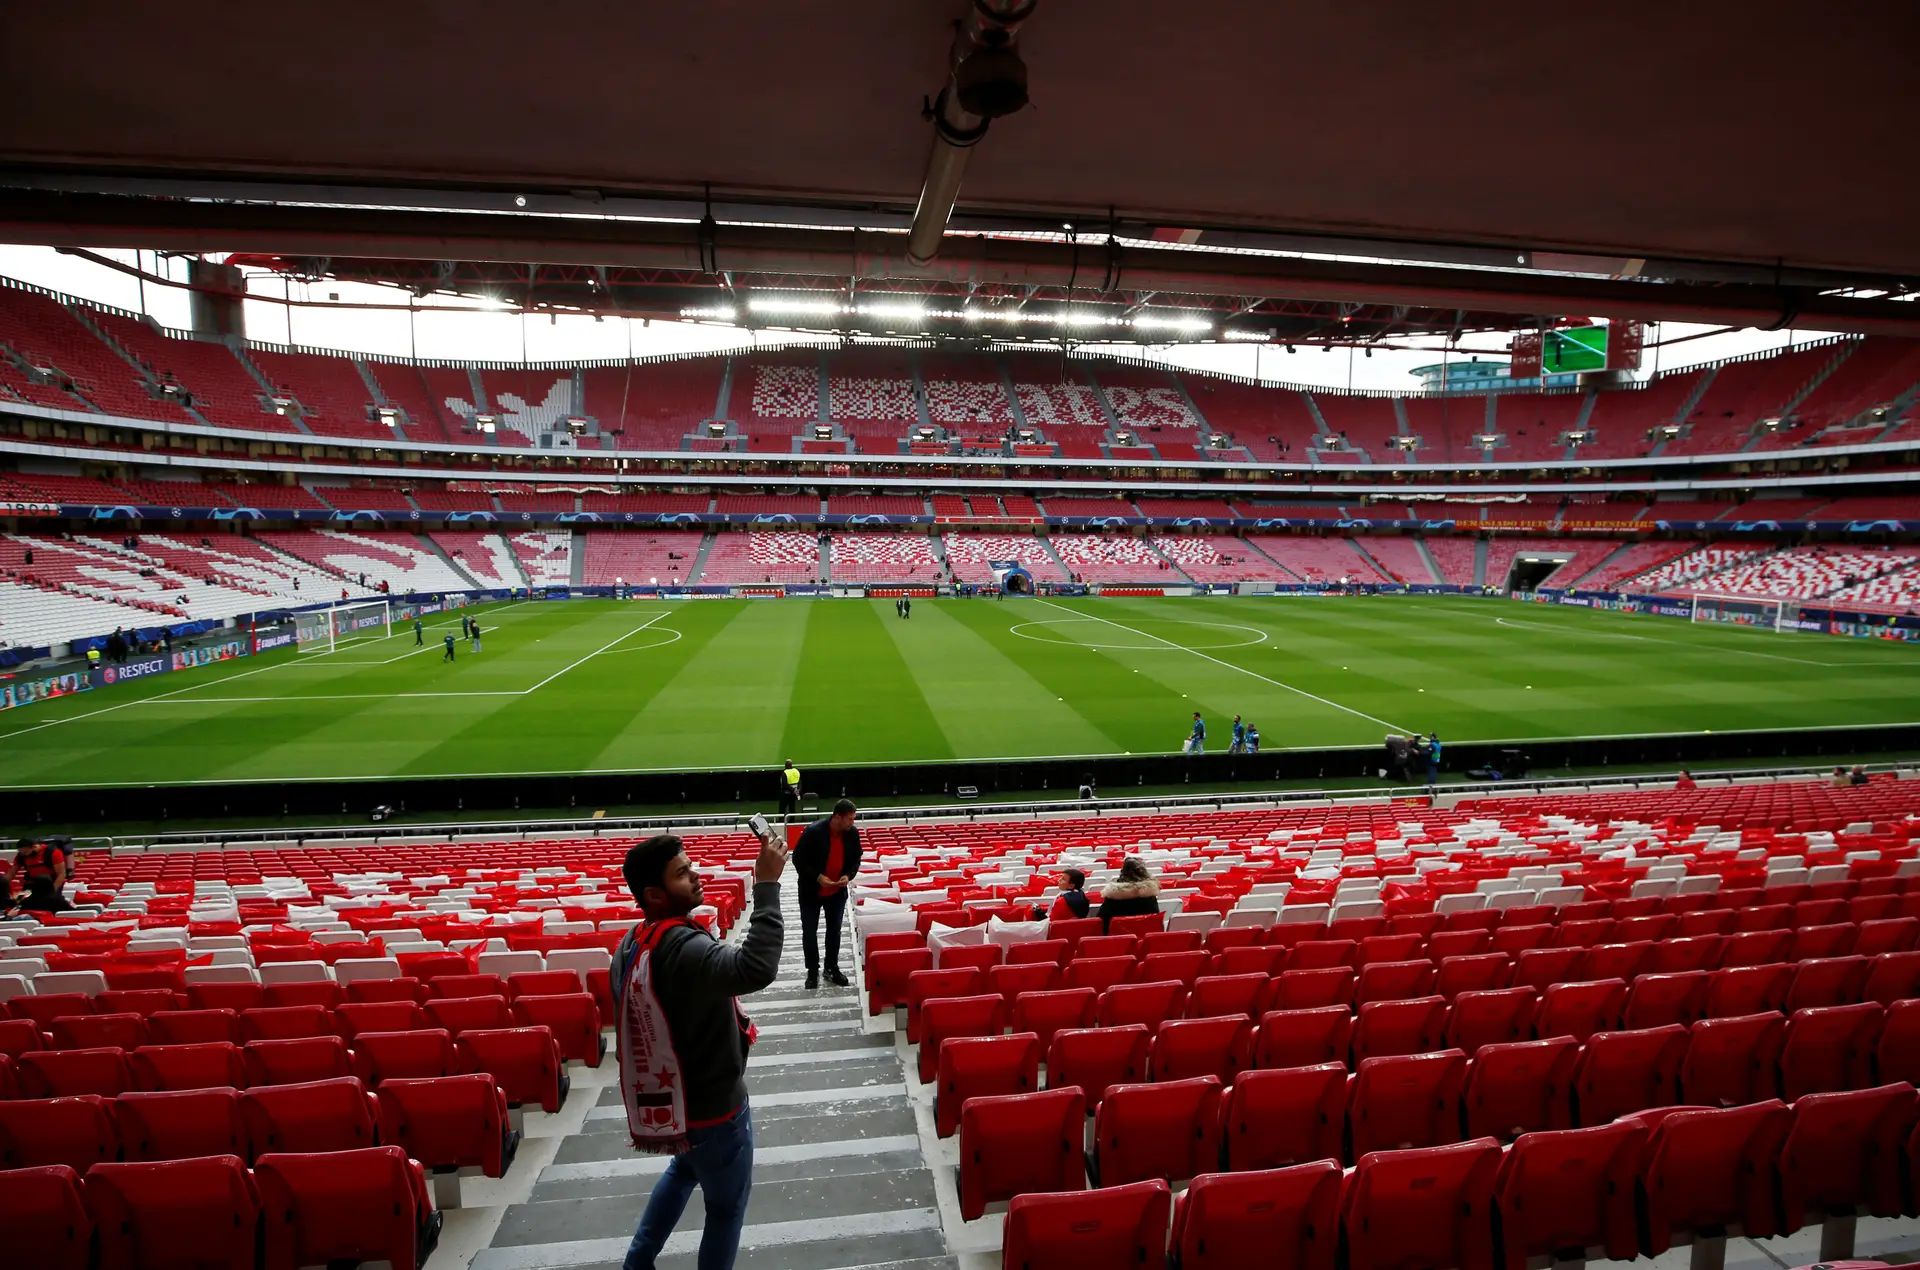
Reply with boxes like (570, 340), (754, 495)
(1, 594), (1917, 789)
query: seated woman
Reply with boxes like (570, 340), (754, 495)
(1096, 856), (1161, 932)
(1035, 868), (1090, 922)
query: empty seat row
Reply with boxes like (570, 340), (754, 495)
(995, 1085), (1917, 1270)
(8, 1144), (442, 1270)
(943, 1001), (1918, 1172)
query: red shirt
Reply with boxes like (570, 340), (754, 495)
(821, 828), (846, 894)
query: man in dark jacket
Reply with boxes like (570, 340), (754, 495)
(612, 829), (787, 1270)
(791, 798), (861, 989)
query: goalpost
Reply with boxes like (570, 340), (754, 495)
(1690, 593), (1799, 632)
(294, 600), (392, 653)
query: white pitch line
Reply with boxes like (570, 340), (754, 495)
(518, 611), (675, 695)
(1036, 597), (1413, 732)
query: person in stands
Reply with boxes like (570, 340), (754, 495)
(1035, 867), (1090, 921)
(612, 827), (787, 1270)
(778, 760), (801, 816)
(1831, 765), (1851, 788)
(1675, 769), (1697, 792)
(792, 798), (861, 989)
(1097, 856), (1161, 932)
(6, 835), (73, 913)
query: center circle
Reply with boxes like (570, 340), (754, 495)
(1008, 618), (1269, 651)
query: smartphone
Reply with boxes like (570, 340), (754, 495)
(748, 813), (771, 840)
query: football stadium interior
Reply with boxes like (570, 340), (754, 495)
(3, 4), (1920, 1270)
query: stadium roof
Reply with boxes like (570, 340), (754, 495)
(2, 2), (1916, 336)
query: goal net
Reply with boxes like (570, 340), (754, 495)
(295, 601), (391, 652)
(1690, 594), (1798, 631)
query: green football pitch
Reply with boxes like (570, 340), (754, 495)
(2, 594), (1918, 789)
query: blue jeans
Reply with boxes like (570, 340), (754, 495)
(624, 1102), (754, 1270)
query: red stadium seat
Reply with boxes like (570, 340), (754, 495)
(1110, 913), (1165, 939)
(0, 1017), (44, 1058)
(185, 983), (264, 1013)
(1009, 986), (1096, 1050)
(1172, 1162), (1340, 1270)
(48, 1013), (148, 1051)
(84, 1154), (260, 1270)
(1097, 979), (1186, 1033)
(1352, 996), (1448, 1062)
(1048, 917), (1103, 955)
(1722, 929), (1794, 967)
(1582, 941), (1651, 983)
(8, 995), (95, 1028)
(1212, 944), (1287, 978)
(863, 931), (925, 956)
(1629, 1100), (1790, 1253)
(987, 961), (1061, 1009)
(512, 994), (605, 1065)
(865, 948), (932, 1015)
(1793, 923), (1859, 961)
(934, 1031), (1041, 1139)
(1205, 927), (1264, 957)
(1645, 935), (1726, 975)
(1624, 970), (1714, 1029)
(344, 977), (426, 1005)
(1491, 1121), (1645, 1270)
(939, 944), (1005, 975)
(1511, 948), (1584, 992)
(93, 990), (181, 1019)
(1434, 953), (1510, 1001)
(1143, 930), (1203, 956)
(1878, 998), (1920, 1084)
(1865, 950), (1920, 1006)
(1549, 919), (1612, 949)
(1445, 987), (1537, 1056)
(426, 973), (508, 1000)
(1354, 960), (1435, 1007)
(1075, 934), (1138, 961)
(1220, 1063), (1346, 1172)
(1534, 978), (1626, 1042)
(0, 1095), (119, 1171)
(254, 1145), (439, 1270)
(4, 1163), (91, 1270)
(918, 994), (1005, 1083)
(1340, 1138), (1501, 1270)
(1571, 1024), (1688, 1126)
(1149, 1015), (1251, 1084)
(1707, 962), (1793, 1018)
(456, 1028), (567, 1114)
(350, 1029), (457, 1087)
(1462, 1037), (1577, 1142)
(507, 969), (586, 1000)
(1613, 915), (1676, 943)
(375, 1074), (514, 1180)
(16, 1048), (134, 1098)
(1349, 1050), (1467, 1158)
(244, 1036), (352, 1087)
(1855, 918), (1920, 957)
(1681, 1012), (1786, 1107)
(261, 981), (343, 1010)
(1006, 1180), (1171, 1268)
(903, 968), (983, 1043)
(1254, 1006), (1351, 1071)
(1786, 956), (1873, 1012)
(1427, 930), (1492, 961)
(128, 1040), (246, 1093)
(958, 1087), (1086, 1221)
(1093, 1076), (1222, 1185)
(1065, 956), (1136, 995)
(238, 1006), (333, 1043)
(1777, 1083), (1917, 1240)
(1289, 940), (1357, 971)
(1139, 949), (1210, 988)
(1047, 1024), (1149, 1110)
(423, 995), (514, 1036)
(1271, 967), (1357, 1010)
(1006, 939), (1070, 967)
(116, 1088), (249, 1163)
(1781, 1003), (1885, 1098)
(335, 1000), (426, 1040)
(148, 1009), (241, 1046)
(238, 1077), (380, 1154)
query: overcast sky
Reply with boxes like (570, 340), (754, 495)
(0, 245), (1845, 393)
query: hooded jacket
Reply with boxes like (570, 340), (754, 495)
(1096, 876), (1161, 931)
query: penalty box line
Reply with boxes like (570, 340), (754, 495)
(1035, 598), (1414, 734)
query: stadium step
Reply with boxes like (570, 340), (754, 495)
(421, 532), (486, 588)
(469, 874), (955, 1270)
(687, 531), (718, 586)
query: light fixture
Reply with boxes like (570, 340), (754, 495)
(1131, 310), (1213, 333)
(746, 296), (846, 317)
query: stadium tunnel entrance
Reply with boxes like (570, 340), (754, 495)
(992, 562), (1034, 594)
(1505, 553), (1573, 593)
